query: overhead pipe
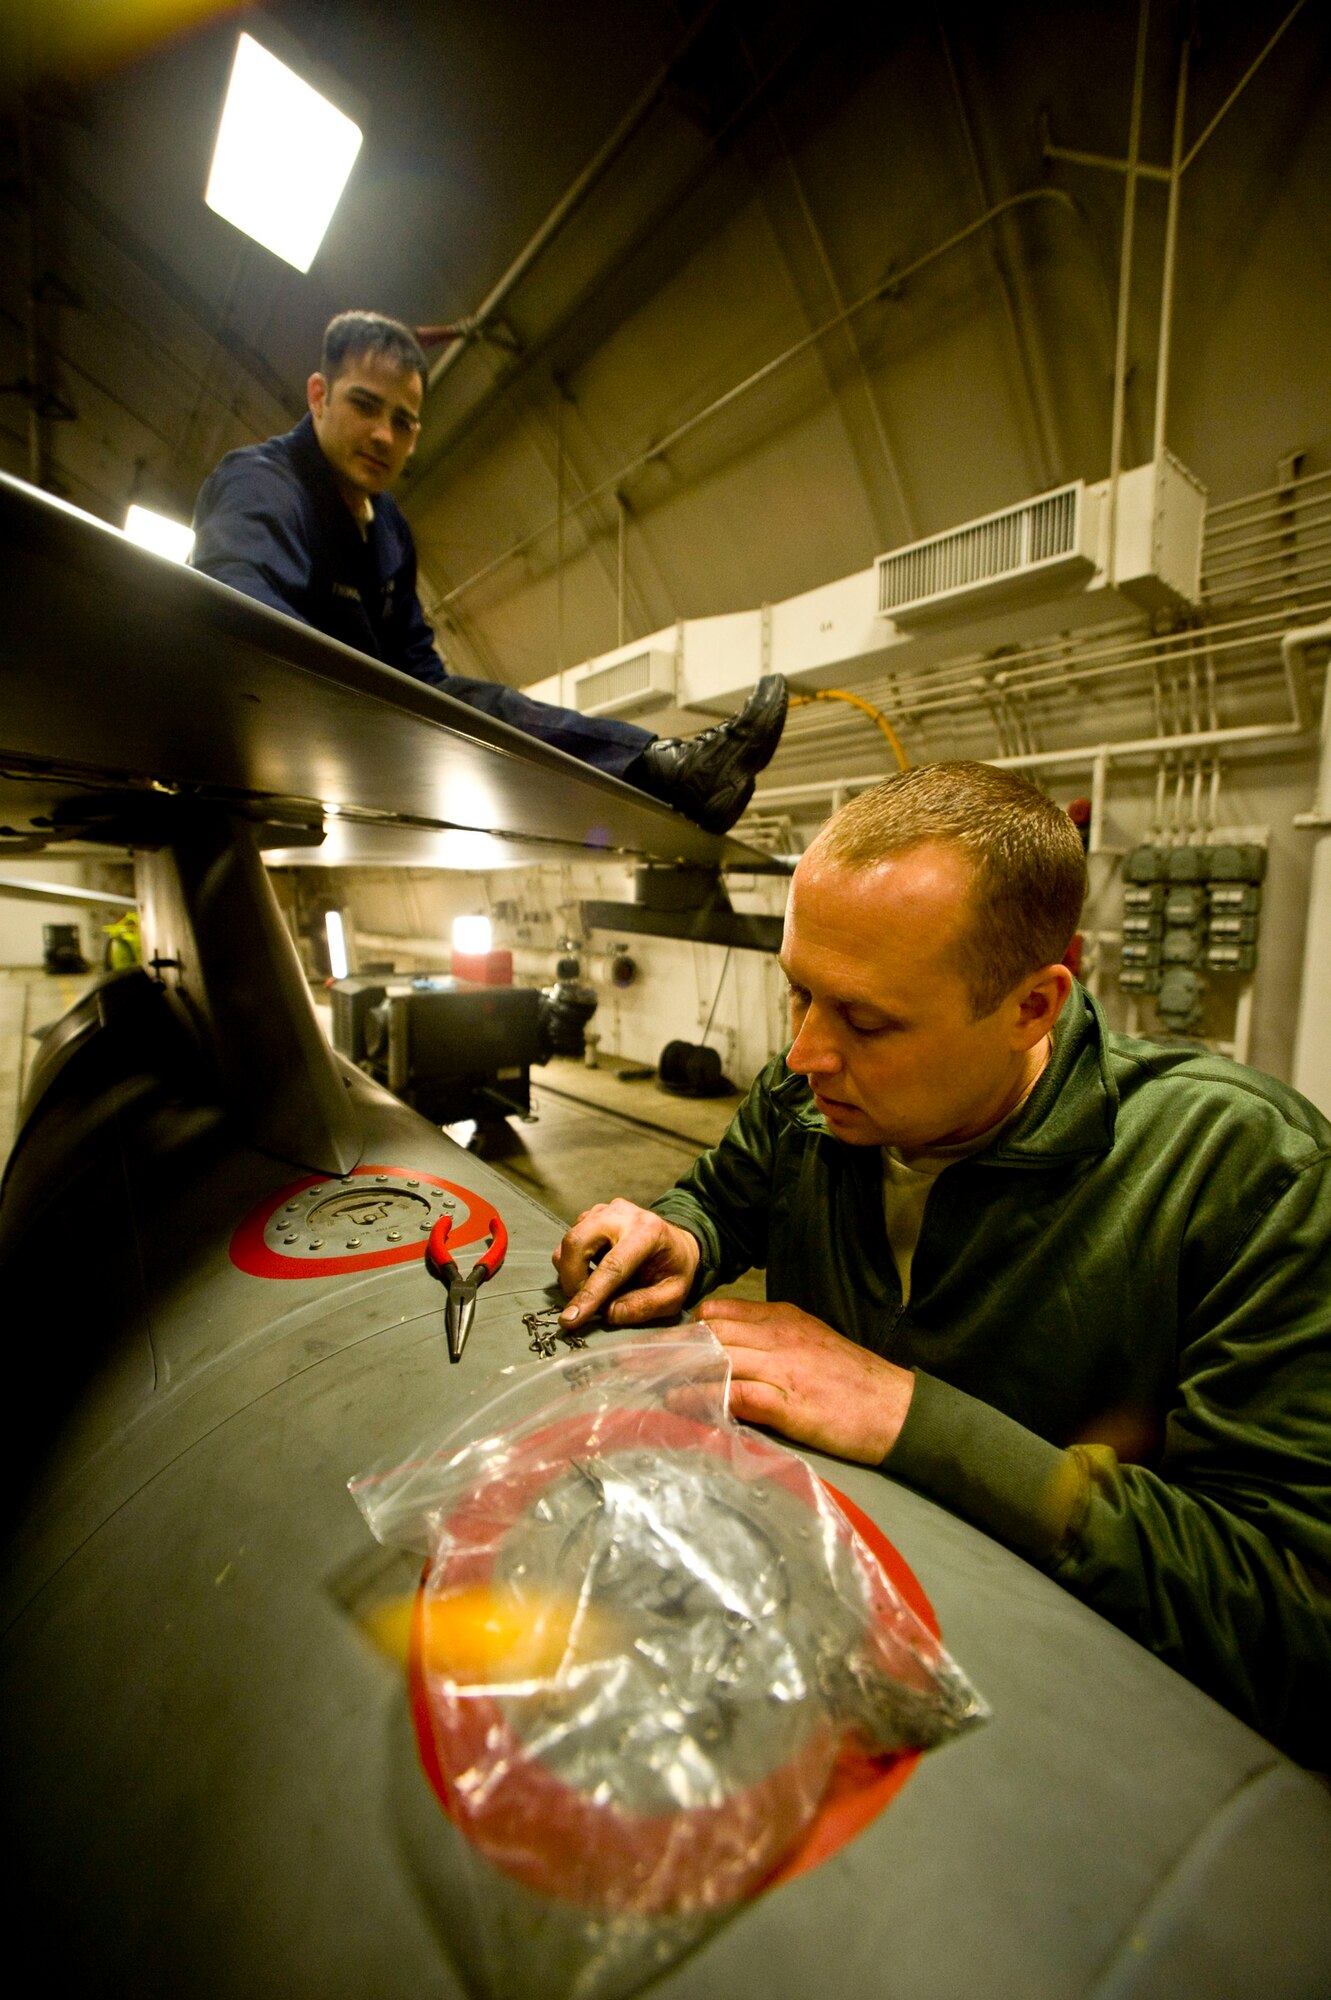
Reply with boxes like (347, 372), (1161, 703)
(433, 187), (1084, 610)
(761, 603), (1331, 735)
(762, 127), (919, 540)
(424, 0), (730, 393)
(1207, 466), (1331, 520)
(1042, 0), (1312, 481)
(880, 606), (1331, 716)
(1106, 0), (1151, 588)
(939, 22), (1060, 492)
(1178, 0), (1309, 174)
(1152, 32), (1190, 461)
(1042, 120), (1171, 183)
(1041, 0), (1308, 189)
(755, 712), (1317, 812)
(757, 618), (1327, 878)
(415, 4), (869, 519)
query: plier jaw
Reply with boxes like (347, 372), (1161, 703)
(427, 1210), (508, 1363)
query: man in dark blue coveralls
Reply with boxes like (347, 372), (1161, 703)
(191, 311), (787, 834)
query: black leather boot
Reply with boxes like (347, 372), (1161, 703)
(629, 674), (788, 834)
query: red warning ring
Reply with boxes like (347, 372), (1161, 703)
(229, 1164), (493, 1280)
(768, 1485), (930, 1887)
(408, 1410), (937, 1912)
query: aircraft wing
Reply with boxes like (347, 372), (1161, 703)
(0, 471), (771, 868)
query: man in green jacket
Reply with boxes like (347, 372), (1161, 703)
(554, 761), (1331, 1764)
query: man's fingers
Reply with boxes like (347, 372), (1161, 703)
(697, 1295), (777, 1326)
(602, 1275), (690, 1326)
(552, 1202), (700, 1329)
(713, 1335), (782, 1376)
(552, 1206), (618, 1290)
(726, 1376), (789, 1427)
(701, 1314), (782, 1355)
(559, 1252), (637, 1325)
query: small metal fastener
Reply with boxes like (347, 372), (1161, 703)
(345, 1238), (361, 1248)
(283, 1234), (297, 1244)
(309, 1239), (323, 1249)
(387, 1230), (400, 1241)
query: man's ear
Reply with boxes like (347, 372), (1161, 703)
(307, 372), (328, 421)
(1012, 963), (1074, 1047)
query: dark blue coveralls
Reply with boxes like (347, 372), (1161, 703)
(190, 414), (654, 777)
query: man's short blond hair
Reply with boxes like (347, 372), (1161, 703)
(807, 762), (1087, 1017)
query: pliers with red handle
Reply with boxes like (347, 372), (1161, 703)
(427, 1210), (508, 1363)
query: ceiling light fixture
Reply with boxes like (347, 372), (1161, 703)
(205, 32), (362, 273)
(124, 504), (195, 563)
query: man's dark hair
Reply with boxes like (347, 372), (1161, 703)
(808, 761), (1087, 1018)
(319, 311), (427, 392)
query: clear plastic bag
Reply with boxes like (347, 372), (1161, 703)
(350, 1325), (986, 1999)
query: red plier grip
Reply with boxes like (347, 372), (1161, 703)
(428, 1210), (508, 1280)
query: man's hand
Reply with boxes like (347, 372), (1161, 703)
(700, 1297), (914, 1464)
(554, 1200), (701, 1329)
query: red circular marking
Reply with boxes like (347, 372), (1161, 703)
(229, 1164), (492, 1280)
(408, 1416), (941, 1911)
(765, 1484), (933, 1887)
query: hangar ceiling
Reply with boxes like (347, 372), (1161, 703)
(2, 0), (1327, 702)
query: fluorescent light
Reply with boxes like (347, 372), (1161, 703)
(124, 504), (195, 563)
(452, 915), (493, 956)
(325, 909), (349, 980)
(206, 33), (362, 273)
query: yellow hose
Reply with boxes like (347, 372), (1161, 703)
(787, 688), (911, 772)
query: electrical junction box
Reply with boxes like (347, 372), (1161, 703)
(1106, 453), (1207, 615)
(1117, 842), (1266, 1021)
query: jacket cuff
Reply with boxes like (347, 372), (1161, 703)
(649, 1193), (719, 1304)
(885, 1368), (1086, 1566)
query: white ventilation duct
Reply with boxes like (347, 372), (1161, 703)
(571, 645), (678, 718)
(527, 456), (1207, 718)
(878, 455), (1203, 628)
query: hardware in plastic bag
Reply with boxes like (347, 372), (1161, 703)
(350, 1325), (986, 2000)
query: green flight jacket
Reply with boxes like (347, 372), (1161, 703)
(652, 984), (1331, 1765)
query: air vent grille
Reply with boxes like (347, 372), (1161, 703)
(573, 648), (675, 717)
(878, 483), (1090, 621)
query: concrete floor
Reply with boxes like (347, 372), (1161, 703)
(1, 968), (766, 1301)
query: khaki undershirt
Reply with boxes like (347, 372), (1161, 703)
(882, 1047), (1048, 1306)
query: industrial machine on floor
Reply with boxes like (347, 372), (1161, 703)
(331, 972), (550, 1127)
